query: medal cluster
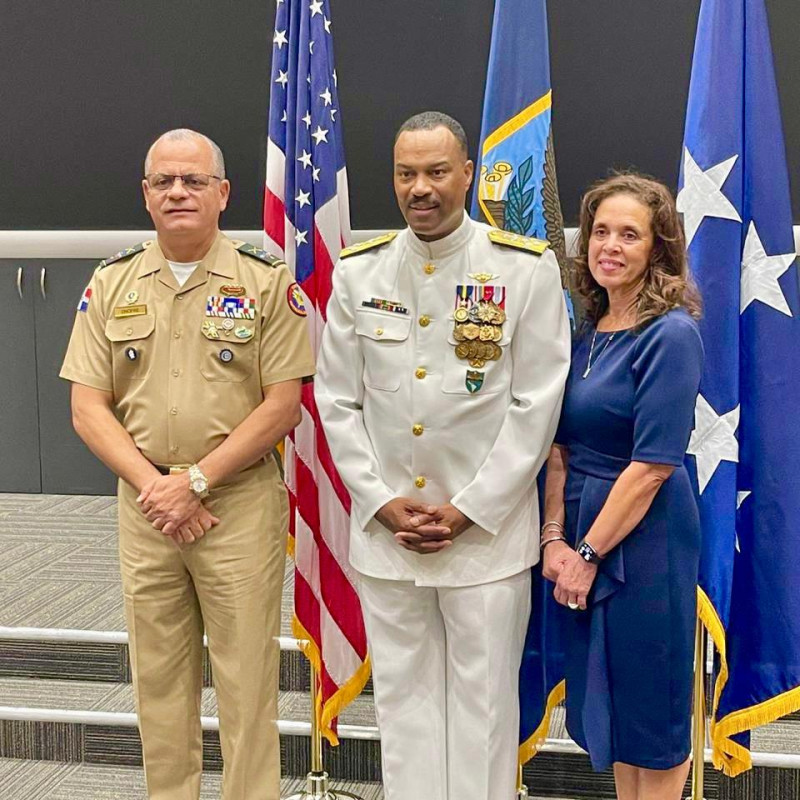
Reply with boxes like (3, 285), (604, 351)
(452, 299), (505, 369)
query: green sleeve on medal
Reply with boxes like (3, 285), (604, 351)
(340, 232), (398, 259)
(487, 229), (549, 255)
(97, 241), (151, 270)
(234, 242), (285, 268)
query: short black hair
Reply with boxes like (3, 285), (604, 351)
(395, 111), (469, 156)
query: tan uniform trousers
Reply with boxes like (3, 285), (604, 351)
(118, 459), (288, 800)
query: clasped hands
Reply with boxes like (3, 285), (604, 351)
(137, 473), (219, 545)
(542, 540), (597, 611)
(376, 497), (472, 555)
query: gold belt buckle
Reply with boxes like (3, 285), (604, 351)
(169, 465), (190, 475)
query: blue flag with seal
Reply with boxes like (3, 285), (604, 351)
(678, 0), (800, 776)
(471, 0), (570, 766)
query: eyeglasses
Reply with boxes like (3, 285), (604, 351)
(144, 173), (223, 192)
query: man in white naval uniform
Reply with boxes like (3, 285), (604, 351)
(315, 112), (571, 800)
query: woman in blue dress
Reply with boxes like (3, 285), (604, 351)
(541, 174), (703, 800)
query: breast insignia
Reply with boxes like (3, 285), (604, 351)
(487, 229), (549, 255)
(98, 241), (151, 270)
(340, 232), (398, 259)
(234, 242), (285, 267)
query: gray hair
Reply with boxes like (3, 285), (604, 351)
(144, 128), (226, 178)
(395, 111), (469, 156)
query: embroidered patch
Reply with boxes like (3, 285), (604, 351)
(206, 296), (257, 319)
(220, 284), (246, 297)
(77, 287), (92, 312)
(287, 283), (307, 317)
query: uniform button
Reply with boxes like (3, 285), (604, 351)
(423, 263), (436, 275)
(125, 328), (133, 335)
(170, 407), (178, 415)
(173, 331), (181, 339)
(172, 369), (180, 377)
(414, 476), (427, 489)
(176, 294), (185, 300)
(412, 424), (424, 436)
(419, 315), (431, 327)
(415, 368), (427, 380)
(375, 328), (384, 336)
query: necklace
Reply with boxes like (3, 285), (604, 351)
(582, 329), (617, 379)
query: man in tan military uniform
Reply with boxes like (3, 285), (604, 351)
(60, 129), (315, 800)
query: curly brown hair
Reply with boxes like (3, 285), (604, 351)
(573, 173), (702, 326)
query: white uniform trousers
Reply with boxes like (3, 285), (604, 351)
(357, 569), (532, 800)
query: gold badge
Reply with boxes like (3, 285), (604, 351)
(220, 284), (246, 297)
(202, 320), (221, 340)
(467, 272), (499, 284)
(114, 304), (147, 318)
(125, 290), (139, 305)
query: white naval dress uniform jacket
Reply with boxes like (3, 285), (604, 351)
(315, 214), (571, 588)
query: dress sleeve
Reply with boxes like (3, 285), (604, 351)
(631, 313), (704, 466)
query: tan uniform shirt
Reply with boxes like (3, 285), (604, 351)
(60, 233), (315, 466)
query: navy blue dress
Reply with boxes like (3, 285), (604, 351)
(556, 309), (704, 771)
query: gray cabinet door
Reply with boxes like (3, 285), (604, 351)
(0, 261), (42, 492)
(34, 261), (116, 495)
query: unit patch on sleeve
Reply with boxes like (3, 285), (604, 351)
(77, 286), (92, 312)
(287, 283), (308, 317)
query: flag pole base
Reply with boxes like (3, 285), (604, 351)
(283, 770), (366, 799)
(517, 784), (530, 799)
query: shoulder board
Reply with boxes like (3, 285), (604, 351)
(340, 232), (398, 259)
(97, 241), (150, 270)
(235, 241), (285, 267)
(487, 229), (549, 255)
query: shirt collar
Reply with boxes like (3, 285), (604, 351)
(404, 212), (474, 260)
(136, 232), (236, 280)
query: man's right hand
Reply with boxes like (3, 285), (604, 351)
(167, 504), (221, 546)
(375, 497), (441, 534)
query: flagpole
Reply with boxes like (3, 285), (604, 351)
(283, 658), (365, 800)
(517, 764), (529, 799)
(688, 617), (707, 800)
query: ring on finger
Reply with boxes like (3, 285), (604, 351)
(567, 600), (580, 610)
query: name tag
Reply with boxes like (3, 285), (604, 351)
(114, 304), (147, 318)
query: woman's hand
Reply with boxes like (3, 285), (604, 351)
(542, 540), (571, 582)
(554, 550), (598, 610)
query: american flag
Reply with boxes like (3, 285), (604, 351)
(263, 0), (370, 743)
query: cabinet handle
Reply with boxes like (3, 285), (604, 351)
(40, 266), (47, 300)
(16, 267), (23, 299)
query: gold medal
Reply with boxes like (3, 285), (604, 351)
(479, 326), (495, 342)
(491, 306), (506, 325)
(463, 323), (481, 341)
(454, 307), (469, 322)
(492, 326), (503, 342)
(469, 358), (486, 368)
(455, 342), (471, 359)
(490, 343), (502, 360)
(453, 324), (467, 342)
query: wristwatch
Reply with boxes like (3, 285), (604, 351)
(577, 539), (603, 564)
(188, 464), (210, 499)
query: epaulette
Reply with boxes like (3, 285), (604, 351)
(487, 229), (549, 255)
(340, 232), (398, 259)
(235, 241), (285, 267)
(98, 241), (150, 269)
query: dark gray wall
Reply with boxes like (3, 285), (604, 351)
(0, 0), (797, 230)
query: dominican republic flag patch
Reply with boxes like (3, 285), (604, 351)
(77, 287), (92, 312)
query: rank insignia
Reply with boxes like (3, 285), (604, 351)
(206, 296), (257, 320)
(487, 229), (549, 254)
(77, 286), (92, 312)
(466, 370), (484, 394)
(202, 320), (221, 340)
(287, 283), (308, 317)
(220, 284), (246, 297)
(114, 304), (147, 318)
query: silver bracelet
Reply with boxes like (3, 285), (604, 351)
(540, 535), (567, 550)
(541, 520), (565, 535)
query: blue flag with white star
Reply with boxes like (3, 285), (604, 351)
(678, 0), (800, 776)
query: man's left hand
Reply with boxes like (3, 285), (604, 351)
(137, 474), (201, 535)
(394, 503), (473, 555)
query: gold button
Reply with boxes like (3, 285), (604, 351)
(170, 407), (178, 415)
(412, 424), (424, 436)
(419, 315), (431, 327)
(424, 263), (435, 275)
(176, 294), (185, 300)
(375, 328), (384, 336)
(125, 328), (133, 335)
(173, 331), (181, 339)
(172, 369), (180, 377)
(414, 476), (426, 489)
(415, 368), (427, 379)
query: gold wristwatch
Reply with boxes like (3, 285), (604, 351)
(188, 464), (210, 499)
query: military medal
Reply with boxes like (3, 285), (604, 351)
(452, 283), (507, 375)
(125, 290), (139, 305)
(202, 320), (221, 340)
(206, 295), (257, 320)
(221, 318), (236, 332)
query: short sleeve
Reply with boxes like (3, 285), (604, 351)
(59, 270), (113, 391)
(631, 312), (704, 465)
(258, 264), (316, 387)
